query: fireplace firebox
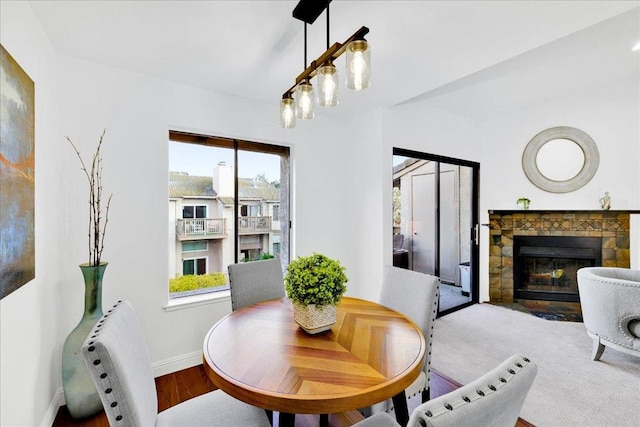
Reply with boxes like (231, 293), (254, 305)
(513, 236), (602, 302)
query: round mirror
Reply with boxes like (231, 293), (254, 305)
(522, 126), (599, 193)
(535, 139), (585, 181)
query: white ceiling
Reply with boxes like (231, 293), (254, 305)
(29, 1), (640, 120)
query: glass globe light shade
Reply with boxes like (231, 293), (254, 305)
(317, 63), (339, 107)
(279, 97), (296, 129)
(346, 39), (371, 91)
(295, 81), (314, 119)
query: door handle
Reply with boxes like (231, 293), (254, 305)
(474, 224), (479, 245)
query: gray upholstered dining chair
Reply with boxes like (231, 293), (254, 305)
(363, 266), (440, 416)
(228, 258), (286, 311)
(353, 354), (537, 427)
(81, 300), (271, 427)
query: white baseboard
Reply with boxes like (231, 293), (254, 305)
(40, 388), (64, 427)
(152, 350), (203, 377)
(41, 351), (204, 427)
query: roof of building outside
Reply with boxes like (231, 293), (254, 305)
(169, 172), (216, 198)
(169, 172), (279, 201)
(238, 177), (280, 201)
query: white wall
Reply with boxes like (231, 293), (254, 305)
(341, 108), (387, 302)
(383, 76), (640, 301)
(0, 2), (62, 426)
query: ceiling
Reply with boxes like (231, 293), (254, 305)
(29, 1), (640, 120)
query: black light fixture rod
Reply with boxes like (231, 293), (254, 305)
(326, 1), (330, 50)
(281, 25), (369, 98)
(304, 22), (308, 70)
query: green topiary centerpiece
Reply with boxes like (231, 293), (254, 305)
(285, 253), (348, 334)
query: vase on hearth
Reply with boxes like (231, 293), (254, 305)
(61, 263), (107, 418)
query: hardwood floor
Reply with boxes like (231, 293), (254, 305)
(52, 365), (533, 426)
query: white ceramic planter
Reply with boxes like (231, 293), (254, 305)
(293, 303), (337, 334)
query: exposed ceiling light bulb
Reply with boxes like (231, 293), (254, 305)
(318, 62), (339, 107)
(346, 39), (371, 91)
(295, 81), (314, 119)
(280, 96), (296, 129)
(633, 41), (640, 51)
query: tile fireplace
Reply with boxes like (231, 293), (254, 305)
(488, 210), (630, 303)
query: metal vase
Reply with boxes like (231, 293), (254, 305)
(61, 263), (106, 418)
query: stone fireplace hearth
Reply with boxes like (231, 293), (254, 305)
(488, 210), (631, 303)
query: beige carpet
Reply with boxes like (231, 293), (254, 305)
(431, 303), (640, 427)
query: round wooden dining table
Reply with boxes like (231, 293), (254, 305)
(202, 297), (425, 426)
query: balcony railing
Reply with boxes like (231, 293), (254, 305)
(176, 216), (272, 239)
(177, 218), (226, 238)
(239, 216), (271, 233)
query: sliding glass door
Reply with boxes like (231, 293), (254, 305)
(393, 148), (479, 315)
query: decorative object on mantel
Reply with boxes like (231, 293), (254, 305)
(62, 130), (113, 418)
(279, 0), (371, 128)
(285, 252), (348, 334)
(522, 126), (599, 193)
(517, 197), (531, 210)
(599, 192), (611, 210)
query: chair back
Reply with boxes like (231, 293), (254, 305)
(408, 354), (537, 427)
(380, 266), (440, 377)
(81, 301), (158, 427)
(228, 258), (286, 311)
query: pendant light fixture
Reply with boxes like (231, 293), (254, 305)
(346, 39), (371, 90)
(295, 22), (314, 120)
(279, 0), (371, 128)
(295, 79), (315, 119)
(318, 61), (339, 107)
(317, 3), (338, 107)
(279, 95), (296, 128)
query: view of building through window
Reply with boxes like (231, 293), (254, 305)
(168, 134), (289, 299)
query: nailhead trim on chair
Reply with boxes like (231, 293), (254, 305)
(419, 356), (532, 420)
(389, 283), (440, 409)
(83, 300), (125, 423)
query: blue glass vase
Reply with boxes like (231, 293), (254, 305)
(61, 263), (106, 418)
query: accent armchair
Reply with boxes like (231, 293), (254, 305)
(81, 300), (271, 427)
(577, 267), (640, 360)
(353, 354), (537, 427)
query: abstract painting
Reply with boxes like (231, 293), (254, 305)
(1, 44), (35, 299)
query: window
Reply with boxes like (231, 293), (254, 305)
(169, 131), (290, 300)
(240, 205), (260, 217)
(182, 241), (208, 252)
(183, 257), (207, 275)
(183, 205), (207, 219)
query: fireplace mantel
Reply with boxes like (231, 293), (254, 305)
(489, 210), (640, 215)
(488, 210), (631, 302)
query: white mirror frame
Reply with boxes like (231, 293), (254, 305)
(522, 126), (599, 193)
